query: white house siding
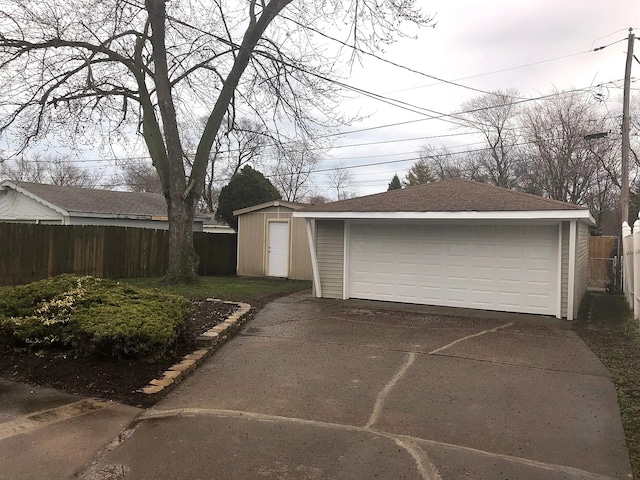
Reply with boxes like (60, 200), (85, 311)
(574, 222), (589, 313)
(0, 189), (63, 222)
(316, 220), (344, 299)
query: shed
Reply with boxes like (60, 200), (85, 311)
(293, 179), (594, 320)
(0, 180), (205, 231)
(234, 200), (313, 280)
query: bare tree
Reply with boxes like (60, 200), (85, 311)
(0, 0), (432, 283)
(520, 91), (608, 205)
(417, 144), (485, 181)
(457, 89), (522, 188)
(0, 155), (47, 183)
(223, 118), (268, 177)
(113, 159), (163, 193)
(328, 164), (356, 201)
(403, 158), (434, 186)
(307, 193), (330, 205)
(270, 140), (319, 201)
(1, 153), (101, 187)
(199, 116), (268, 212)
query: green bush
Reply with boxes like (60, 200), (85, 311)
(0, 275), (193, 360)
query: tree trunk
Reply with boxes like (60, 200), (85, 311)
(146, 0), (200, 284)
(164, 189), (200, 284)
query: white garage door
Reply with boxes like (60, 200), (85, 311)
(348, 223), (558, 315)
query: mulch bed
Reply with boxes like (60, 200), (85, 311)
(0, 300), (242, 407)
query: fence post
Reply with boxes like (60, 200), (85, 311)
(631, 219), (640, 318)
(623, 222), (633, 308)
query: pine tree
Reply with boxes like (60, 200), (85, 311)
(387, 174), (402, 191)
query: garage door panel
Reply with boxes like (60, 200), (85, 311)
(348, 223), (558, 315)
(471, 266), (493, 281)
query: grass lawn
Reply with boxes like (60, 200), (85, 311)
(576, 292), (640, 476)
(119, 275), (311, 306)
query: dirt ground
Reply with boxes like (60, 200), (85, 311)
(0, 300), (238, 407)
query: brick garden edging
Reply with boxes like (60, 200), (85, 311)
(137, 299), (252, 399)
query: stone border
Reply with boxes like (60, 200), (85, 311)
(137, 299), (252, 398)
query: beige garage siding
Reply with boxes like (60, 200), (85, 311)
(289, 217), (313, 280)
(574, 222), (589, 313)
(316, 220), (344, 299)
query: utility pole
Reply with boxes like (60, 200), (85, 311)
(621, 28), (635, 224)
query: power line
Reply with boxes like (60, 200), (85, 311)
(277, 13), (514, 100)
(130, 0), (623, 137)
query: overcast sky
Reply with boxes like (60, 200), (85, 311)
(310, 0), (639, 197)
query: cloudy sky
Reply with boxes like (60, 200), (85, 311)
(309, 0), (639, 197)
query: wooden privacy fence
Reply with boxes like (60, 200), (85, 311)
(0, 223), (237, 286)
(588, 236), (619, 290)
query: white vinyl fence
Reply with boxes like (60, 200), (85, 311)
(622, 221), (640, 317)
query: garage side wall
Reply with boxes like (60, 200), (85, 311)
(561, 222), (569, 318)
(574, 222), (589, 313)
(316, 220), (344, 299)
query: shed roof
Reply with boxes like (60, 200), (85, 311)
(1, 180), (168, 218)
(300, 179), (587, 213)
(233, 200), (307, 216)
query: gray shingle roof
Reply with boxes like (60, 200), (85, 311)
(11, 181), (168, 217)
(300, 178), (588, 213)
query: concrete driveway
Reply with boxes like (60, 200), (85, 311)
(80, 293), (630, 480)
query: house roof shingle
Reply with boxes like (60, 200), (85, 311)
(7, 181), (168, 217)
(300, 178), (588, 213)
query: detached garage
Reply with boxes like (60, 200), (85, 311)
(293, 179), (594, 320)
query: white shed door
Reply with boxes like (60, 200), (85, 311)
(349, 223), (558, 315)
(268, 221), (289, 277)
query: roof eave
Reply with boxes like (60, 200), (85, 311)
(65, 211), (205, 223)
(1, 180), (70, 216)
(293, 210), (595, 224)
(67, 211), (161, 220)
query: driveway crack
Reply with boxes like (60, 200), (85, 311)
(428, 322), (513, 355)
(364, 352), (416, 429)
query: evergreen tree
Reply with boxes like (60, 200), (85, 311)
(387, 174), (402, 191)
(216, 166), (281, 230)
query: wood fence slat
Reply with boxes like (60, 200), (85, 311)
(0, 224), (237, 286)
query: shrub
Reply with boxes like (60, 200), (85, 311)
(0, 275), (193, 360)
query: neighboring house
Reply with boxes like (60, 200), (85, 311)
(234, 200), (312, 280)
(201, 214), (235, 234)
(294, 178), (594, 320)
(0, 180), (205, 231)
